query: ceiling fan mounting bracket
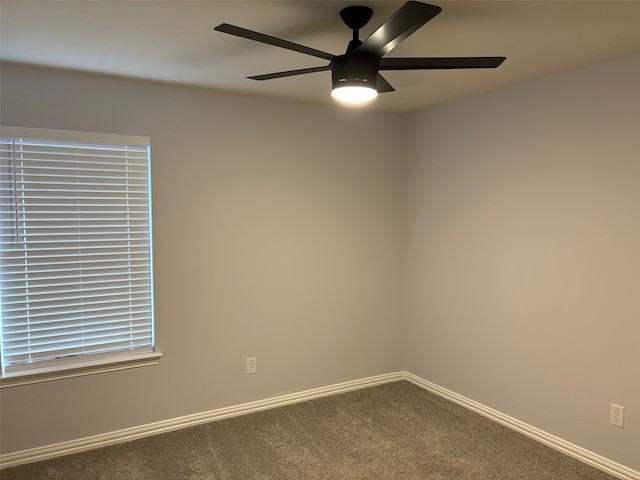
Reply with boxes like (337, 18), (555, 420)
(339, 5), (374, 32)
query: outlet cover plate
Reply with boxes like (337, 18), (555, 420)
(246, 357), (257, 375)
(610, 403), (624, 428)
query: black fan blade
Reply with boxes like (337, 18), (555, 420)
(248, 65), (332, 81)
(377, 74), (395, 93)
(379, 57), (506, 70)
(355, 2), (441, 58)
(215, 23), (334, 61)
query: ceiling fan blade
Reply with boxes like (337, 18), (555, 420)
(248, 65), (332, 81)
(379, 57), (506, 70)
(377, 74), (395, 93)
(355, 1), (441, 58)
(215, 23), (334, 61)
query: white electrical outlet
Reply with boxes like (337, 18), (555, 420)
(610, 403), (624, 428)
(246, 357), (257, 375)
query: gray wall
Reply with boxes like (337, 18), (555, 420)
(1, 52), (638, 472)
(402, 52), (640, 470)
(0, 63), (403, 453)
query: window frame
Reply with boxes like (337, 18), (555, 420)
(0, 126), (161, 388)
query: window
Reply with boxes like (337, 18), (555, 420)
(0, 127), (159, 386)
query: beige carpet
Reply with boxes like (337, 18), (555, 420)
(1, 381), (618, 479)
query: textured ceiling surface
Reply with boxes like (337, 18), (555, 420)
(2, 1), (640, 112)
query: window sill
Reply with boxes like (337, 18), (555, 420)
(0, 351), (163, 388)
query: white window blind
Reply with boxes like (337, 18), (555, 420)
(0, 127), (155, 376)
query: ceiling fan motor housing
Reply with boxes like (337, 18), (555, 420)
(331, 55), (380, 90)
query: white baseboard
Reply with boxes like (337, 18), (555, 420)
(0, 372), (404, 469)
(2, 370), (638, 480)
(404, 372), (640, 480)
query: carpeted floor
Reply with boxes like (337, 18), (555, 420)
(1, 381), (619, 479)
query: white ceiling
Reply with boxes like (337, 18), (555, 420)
(2, 0), (640, 113)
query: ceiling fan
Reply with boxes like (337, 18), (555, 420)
(214, 1), (505, 105)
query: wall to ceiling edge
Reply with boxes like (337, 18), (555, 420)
(402, 51), (640, 470)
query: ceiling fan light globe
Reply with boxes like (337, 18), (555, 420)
(331, 85), (378, 105)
